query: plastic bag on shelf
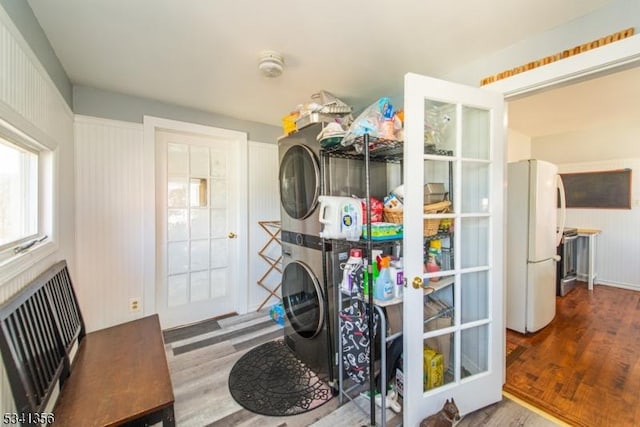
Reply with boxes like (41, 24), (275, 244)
(342, 97), (397, 149)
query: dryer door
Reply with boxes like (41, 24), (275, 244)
(279, 144), (320, 220)
(281, 260), (324, 339)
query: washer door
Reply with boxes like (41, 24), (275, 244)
(281, 260), (324, 339)
(279, 145), (320, 220)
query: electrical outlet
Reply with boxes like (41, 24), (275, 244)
(129, 297), (141, 312)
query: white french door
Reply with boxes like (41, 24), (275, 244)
(402, 73), (505, 425)
(155, 125), (247, 328)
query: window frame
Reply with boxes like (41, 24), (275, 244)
(0, 117), (55, 281)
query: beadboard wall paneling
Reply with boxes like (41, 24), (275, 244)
(74, 116), (145, 332)
(0, 7), (74, 416)
(247, 141), (281, 311)
(0, 7), (72, 149)
(559, 159), (640, 290)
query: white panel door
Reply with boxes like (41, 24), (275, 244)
(403, 72), (504, 426)
(156, 128), (246, 328)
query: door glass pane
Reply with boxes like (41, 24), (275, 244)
(423, 278), (453, 334)
(461, 106), (490, 160)
(167, 274), (188, 307)
(423, 159), (453, 204)
(461, 271), (488, 323)
(210, 179), (227, 208)
(210, 268), (227, 297)
(190, 178), (208, 207)
(167, 143), (188, 174)
(461, 325), (489, 379)
(210, 239), (228, 268)
(461, 161), (490, 213)
(423, 332), (453, 391)
(190, 208), (209, 239)
(210, 209), (226, 237)
(190, 239), (209, 271)
(190, 145), (209, 176)
(168, 178), (188, 208)
(168, 242), (188, 275)
(424, 100), (456, 156)
(190, 271), (209, 302)
(211, 150), (227, 178)
(460, 217), (489, 269)
(168, 209), (188, 241)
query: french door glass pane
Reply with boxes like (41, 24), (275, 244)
(460, 162), (490, 213)
(168, 178), (188, 208)
(168, 241), (188, 275)
(190, 271), (210, 302)
(168, 209), (188, 241)
(190, 208), (209, 239)
(424, 100), (456, 155)
(210, 239), (228, 268)
(167, 274), (188, 307)
(423, 332), (454, 392)
(461, 106), (490, 160)
(461, 325), (489, 379)
(461, 271), (489, 323)
(210, 268), (227, 297)
(190, 145), (209, 176)
(167, 143), (188, 174)
(460, 217), (489, 269)
(190, 239), (209, 271)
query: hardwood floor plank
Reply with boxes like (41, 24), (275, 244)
(505, 282), (640, 427)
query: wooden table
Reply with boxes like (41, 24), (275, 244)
(577, 228), (601, 290)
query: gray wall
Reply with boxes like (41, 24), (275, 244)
(73, 85), (281, 143)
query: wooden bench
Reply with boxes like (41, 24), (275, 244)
(0, 261), (175, 426)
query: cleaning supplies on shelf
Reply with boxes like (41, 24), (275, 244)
(318, 196), (362, 241)
(374, 256), (394, 301)
(341, 248), (363, 293)
(390, 258), (404, 299)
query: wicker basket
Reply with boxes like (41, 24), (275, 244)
(383, 207), (403, 224)
(384, 200), (451, 236)
(423, 200), (451, 236)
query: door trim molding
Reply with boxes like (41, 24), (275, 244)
(485, 34), (640, 100)
(142, 115), (249, 318)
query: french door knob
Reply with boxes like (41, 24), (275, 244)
(412, 276), (423, 289)
(228, 232), (237, 239)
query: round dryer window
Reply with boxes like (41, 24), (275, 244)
(281, 260), (324, 339)
(279, 145), (320, 219)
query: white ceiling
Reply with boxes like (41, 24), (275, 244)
(27, 0), (618, 132)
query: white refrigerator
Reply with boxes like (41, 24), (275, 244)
(506, 159), (566, 334)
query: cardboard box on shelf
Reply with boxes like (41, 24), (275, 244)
(423, 347), (443, 390)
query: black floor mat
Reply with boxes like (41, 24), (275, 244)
(228, 340), (333, 416)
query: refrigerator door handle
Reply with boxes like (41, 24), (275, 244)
(556, 174), (566, 247)
(528, 255), (561, 264)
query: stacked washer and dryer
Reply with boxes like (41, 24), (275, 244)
(277, 123), (389, 384)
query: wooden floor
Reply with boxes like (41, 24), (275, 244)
(163, 309), (559, 426)
(505, 282), (640, 427)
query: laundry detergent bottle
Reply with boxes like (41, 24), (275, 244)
(318, 196), (362, 241)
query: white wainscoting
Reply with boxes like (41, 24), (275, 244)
(0, 5), (74, 416)
(74, 116), (145, 332)
(559, 158), (640, 290)
(247, 141), (281, 312)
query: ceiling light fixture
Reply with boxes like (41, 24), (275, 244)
(258, 50), (284, 78)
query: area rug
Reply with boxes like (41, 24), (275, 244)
(228, 340), (333, 416)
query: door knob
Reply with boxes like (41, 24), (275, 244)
(228, 232), (237, 239)
(412, 276), (423, 289)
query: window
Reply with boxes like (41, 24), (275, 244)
(0, 137), (38, 250)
